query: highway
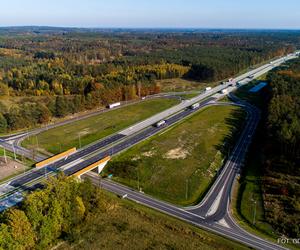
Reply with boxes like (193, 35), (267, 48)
(83, 97), (286, 250)
(0, 52), (298, 248)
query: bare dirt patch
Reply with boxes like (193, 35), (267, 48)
(0, 157), (28, 180)
(164, 147), (189, 159)
(142, 151), (155, 157)
(79, 128), (91, 136)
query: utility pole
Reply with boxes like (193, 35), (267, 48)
(78, 133), (81, 148)
(99, 174), (102, 188)
(185, 178), (189, 200)
(32, 148), (35, 161)
(253, 200), (257, 225)
(137, 166), (140, 191)
(12, 145), (17, 161)
(2, 146), (7, 163)
(36, 136), (39, 149)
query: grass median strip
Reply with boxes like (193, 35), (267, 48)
(22, 98), (179, 155)
(104, 105), (246, 206)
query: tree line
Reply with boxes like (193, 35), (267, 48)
(0, 175), (106, 249)
(0, 30), (298, 133)
(261, 58), (300, 238)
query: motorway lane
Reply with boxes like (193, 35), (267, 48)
(0, 141), (45, 162)
(64, 97), (218, 175)
(9, 133), (126, 187)
(8, 97), (216, 188)
(83, 100), (287, 250)
(85, 172), (286, 250)
(187, 104), (260, 219)
(0, 52), (297, 247)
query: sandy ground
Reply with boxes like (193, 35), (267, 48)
(0, 157), (27, 180)
(164, 147), (189, 159)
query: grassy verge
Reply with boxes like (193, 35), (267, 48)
(231, 123), (300, 250)
(232, 81), (275, 236)
(232, 127), (276, 237)
(156, 78), (218, 92)
(0, 147), (34, 167)
(104, 105), (246, 206)
(58, 190), (249, 250)
(232, 82), (300, 249)
(22, 98), (179, 155)
(177, 93), (200, 99)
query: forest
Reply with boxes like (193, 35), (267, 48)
(262, 58), (300, 237)
(0, 27), (299, 132)
(0, 175), (105, 249)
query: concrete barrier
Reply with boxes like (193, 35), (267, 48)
(35, 147), (77, 168)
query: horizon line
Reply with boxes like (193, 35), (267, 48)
(0, 25), (300, 31)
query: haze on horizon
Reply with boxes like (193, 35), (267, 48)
(0, 0), (300, 29)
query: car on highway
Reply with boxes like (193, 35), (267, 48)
(155, 120), (166, 127)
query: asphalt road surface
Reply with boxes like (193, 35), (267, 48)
(83, 97), (287, 250)
(0, 52), (298, 249)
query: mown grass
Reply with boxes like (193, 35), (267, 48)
(232, 80), (276, 236)
(177, 92), (200, 99)
(232, 82), (300, 249)
(231, 124), (300, 250)
(22, 98), (179, 155)
(105, 105), (246, 206)
(233, 134), (276, 237)
(57, 190), (249, 250)
(156, 78), (218, 92)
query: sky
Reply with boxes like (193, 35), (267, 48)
(0, 0), (300, 29)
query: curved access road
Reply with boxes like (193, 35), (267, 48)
(84, 96), (287, 250)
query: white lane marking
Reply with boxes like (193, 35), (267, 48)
(60, 158), (84, 171)
(205, 186), (225, 217)
(98, 179), (205, 220)
(216, 218), (230, 228)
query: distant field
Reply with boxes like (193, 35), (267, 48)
(156, 78), (218, 92)
(105, 105), (245, 206)
(22, 98), (179, 155)
(58, 191), (248, 250)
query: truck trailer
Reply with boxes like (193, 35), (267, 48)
(108, 102), (121, 109)
(190, 103), (200, 110)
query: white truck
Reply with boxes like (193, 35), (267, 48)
(190, 103), (200, 110)
(205, 87), (212, 92)
(108, 102), (121, 109)
(155, 120), (166, 127)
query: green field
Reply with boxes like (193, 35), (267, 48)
(105, 105), (245, 206)
(156, 78), (218, 92)
(58, 191), (249, 250)
(22, 98), (179, 155)
(233, 137), (276, 238)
